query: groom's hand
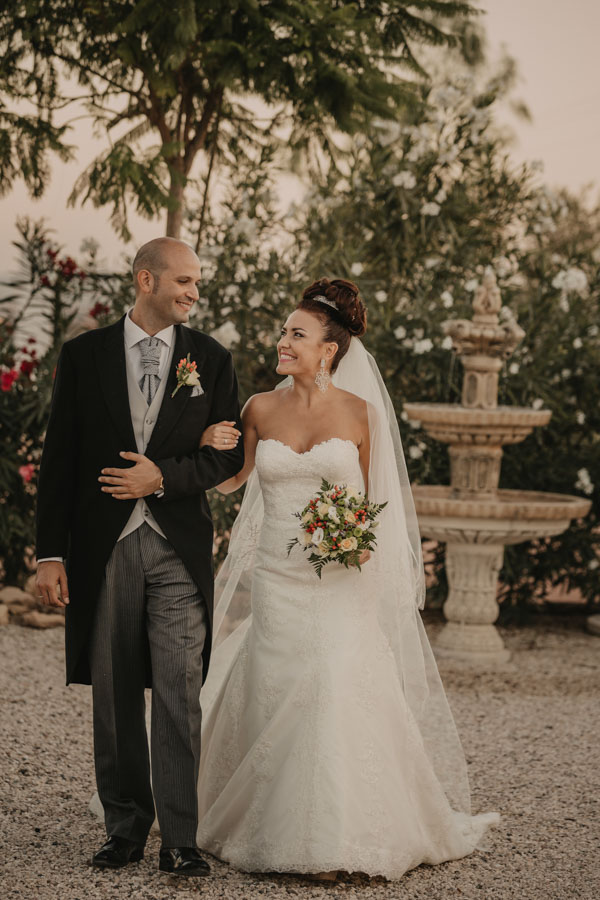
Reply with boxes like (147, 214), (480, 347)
(36, 561), (69, 608)
(99, 451), (162, 499)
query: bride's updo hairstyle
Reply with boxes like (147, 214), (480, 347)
(298, 277), (367, 372)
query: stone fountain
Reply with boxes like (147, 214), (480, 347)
(404, 270), (591, 665)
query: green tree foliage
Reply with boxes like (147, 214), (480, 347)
(1, 0), (476, 239)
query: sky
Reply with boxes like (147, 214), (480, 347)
(0, 0), (598, 271)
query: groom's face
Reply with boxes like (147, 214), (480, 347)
(146, 245), (202, 327)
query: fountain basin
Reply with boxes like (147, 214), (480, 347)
(404, 403), (552, 446)
(413, 485), (591, 540)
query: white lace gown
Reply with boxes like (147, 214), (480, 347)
(196, 438), (498, 878)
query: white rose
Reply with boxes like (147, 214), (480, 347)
(340, 536), (358, 553)
(311, 527), (325, 545)
(315, 542), (330, 558)
(317, 503), (331, 518)
(181, 369), (201, 387)
(343, 510), (356, 524)
(301, 510), (314, 524)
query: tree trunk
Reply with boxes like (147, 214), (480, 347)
(166, 169), (186, 238)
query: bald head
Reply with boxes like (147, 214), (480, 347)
(132, 237), (198, 293)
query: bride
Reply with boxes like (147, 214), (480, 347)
(196, 277), (499, 881)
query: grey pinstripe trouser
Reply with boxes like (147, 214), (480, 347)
(88, 523), (207, 847)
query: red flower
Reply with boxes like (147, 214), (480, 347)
(20, 359), (35, 376)
(28, 337), (37, 344)
(40, 275), (50, 287)
(89, 302), (110, 319)
(1, 370), (19, 391)
(46, 248), (58, 260)
(18, 464), (36, 483)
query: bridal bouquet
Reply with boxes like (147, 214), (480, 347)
(287, 479), (387, 578)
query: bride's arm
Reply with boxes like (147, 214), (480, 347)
(210, 397), (260, 494)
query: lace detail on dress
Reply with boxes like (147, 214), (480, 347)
(196, 438), (499, 879)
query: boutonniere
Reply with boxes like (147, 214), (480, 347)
(171, 353), (203, 398)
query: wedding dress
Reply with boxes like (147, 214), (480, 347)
(196, 430), (499, 878)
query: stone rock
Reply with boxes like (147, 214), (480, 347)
(0, 586), (35, 606)
(20, 610), (65, 629)
(0, 605), (9, 626)
(585, 614), (600, 636)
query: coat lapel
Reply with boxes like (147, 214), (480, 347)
(145, 325), (203, 457)
(95, 316), (137, 450)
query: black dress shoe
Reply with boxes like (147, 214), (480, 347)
(92, 835), (145, 869)
(159, 846), (211, 877)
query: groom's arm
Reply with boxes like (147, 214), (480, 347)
(36, 343), (77, 559)
(154, 350), (244, 500)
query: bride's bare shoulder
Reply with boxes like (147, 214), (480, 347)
(336, 389), (369, 423)
(242, 389), (286, 422)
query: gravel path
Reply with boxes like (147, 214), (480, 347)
(1, 614), (598, 900)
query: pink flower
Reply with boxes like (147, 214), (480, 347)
(18, 464), (36, 483)
(1, 370), (19, 391)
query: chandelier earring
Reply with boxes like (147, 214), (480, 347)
(315, 358), (331, 393)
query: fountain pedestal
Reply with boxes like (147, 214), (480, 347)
(404, 271), (591, 665)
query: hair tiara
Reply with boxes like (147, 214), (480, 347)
(313, 294), (338, 311)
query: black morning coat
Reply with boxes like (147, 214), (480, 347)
(35, 315), (244, 686)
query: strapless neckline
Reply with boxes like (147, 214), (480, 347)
(257, 437), (358, 457)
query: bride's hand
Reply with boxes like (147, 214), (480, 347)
(200, 420), (241, 450)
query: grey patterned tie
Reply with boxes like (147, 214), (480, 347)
(138, 336), (161, 404)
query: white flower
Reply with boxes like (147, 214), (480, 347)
(552, 267), (588, 297)
(374, 290), (388, 304)
(210, 321), (240, 349)
(573, 337), (583, 349)
(408, 445), (423, 460)
(339, 536), (358, 553)
(392, 171), (416, 189)
(343, 509), (356, 524)
(394, 325), (407, 340)
(413, 338), (434, 355)
(576, 411), (586, 425)
(327, 507), (340, 525)
(465, 278), (479, 292)
(435, 188), (447, 203)
(301, 510), (314, 524)
(421, 201), (440, 216)
(588, 325), (599, 337)
(317, 502), (331, 518)
(224, 284), (238, 298)
(311, 527), (325, 545)
(575, 468), (594, 496)
(248, 291), (263, 309)
(494, 256), (513, 279)
(350, 262), (364, 276)
(441, 335), (453, 350)
(301, 530), (314, 546)
(558, 296), (570, 313)
(441, 290), (454, 308)
(531, 398), (545, 411)
(589, 559), (599, 571)
(509, 362), (519, 375)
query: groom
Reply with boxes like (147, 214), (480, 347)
(35, 237), (244, 876)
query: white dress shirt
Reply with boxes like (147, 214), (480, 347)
(38, 311), (175, 563)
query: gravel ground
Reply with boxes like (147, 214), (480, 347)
(1, 614), (598, 900)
